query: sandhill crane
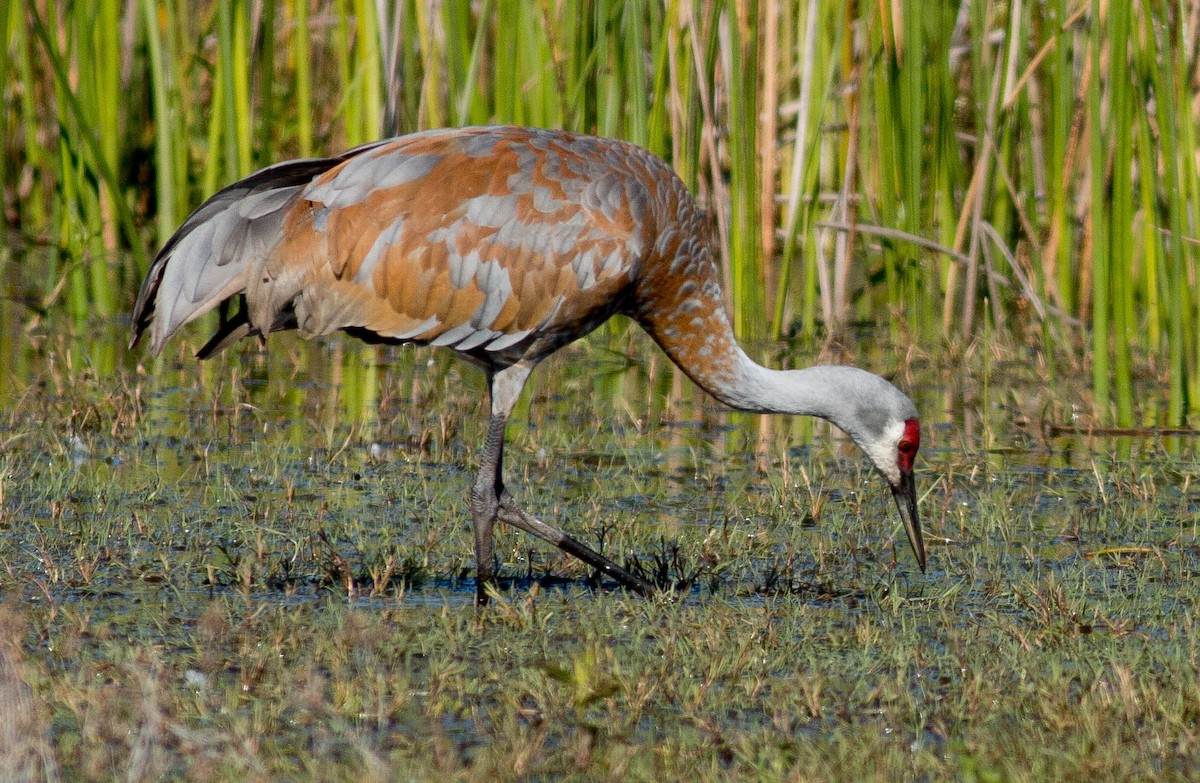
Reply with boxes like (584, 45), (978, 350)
(131, 125), (925, 602)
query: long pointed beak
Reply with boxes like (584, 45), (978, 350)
(891, 469), (925, 572)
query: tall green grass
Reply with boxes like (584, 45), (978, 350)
(3, 0), (1200, 425)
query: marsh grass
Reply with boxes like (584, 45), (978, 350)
(1, 323), (1199, 780)
(6, 2), (1200, 423)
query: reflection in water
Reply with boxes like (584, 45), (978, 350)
(2, 297), (1195, 472)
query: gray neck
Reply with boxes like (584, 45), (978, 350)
(704, 347), (915, 441)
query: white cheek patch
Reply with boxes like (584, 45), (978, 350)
(861, 418), (906, 486)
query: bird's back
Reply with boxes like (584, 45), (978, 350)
(132, 126), (707, 366)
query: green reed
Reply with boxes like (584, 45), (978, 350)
(1146, 13), (1190, 426)
(1087, 0), (1110, 421)
(218, 0), (253, 179)
(23, 1), (146, 318)
(723, 3), (762, 340)
(5, 1), (1200, 425)
(293, 0), (313, 155)
(140, 0), (177, 248)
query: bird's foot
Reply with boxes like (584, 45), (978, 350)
(495, 493), (655, 596)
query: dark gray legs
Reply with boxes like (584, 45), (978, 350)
(469, 364), (655, 604)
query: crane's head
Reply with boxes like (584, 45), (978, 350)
(889, 417), (924, 572)
(806, 367), (925, 572)
(853, 405), (925, 572)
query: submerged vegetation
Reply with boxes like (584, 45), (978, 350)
(4, 0), (1200, 424)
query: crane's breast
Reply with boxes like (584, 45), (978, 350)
(276, 127), (661, 357)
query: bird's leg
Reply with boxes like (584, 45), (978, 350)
(495, 495), (655, 596)
(468, 413), (506, 605)
(469, 363), (535, 605)
(473, 363), (656, 600)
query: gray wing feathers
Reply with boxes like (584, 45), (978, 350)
(147, 183), (302, 354)
(131, 156), (346, 355)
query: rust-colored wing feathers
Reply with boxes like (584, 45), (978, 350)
(289, 130), (649, 358)
(133, 126), (679, 365)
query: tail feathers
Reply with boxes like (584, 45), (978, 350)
(130, 157), (345, 356)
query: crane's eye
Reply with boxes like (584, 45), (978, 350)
(898, 439), (917, 456)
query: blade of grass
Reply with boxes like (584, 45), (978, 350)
(141, 0), (178, 248)
(1148, 11), (1188, 426)
(1087, 0), (1109, 420)
(259, 0), (277, 162)
(1107, 0), (1133, 426)
(294, 0), (313, 155)
(721, 2), (761, 339)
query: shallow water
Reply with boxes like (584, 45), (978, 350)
(6, 308), (1200, 780)
(2, 309), (1196, 605)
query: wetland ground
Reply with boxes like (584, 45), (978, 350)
(1, 319), (1198, 782)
